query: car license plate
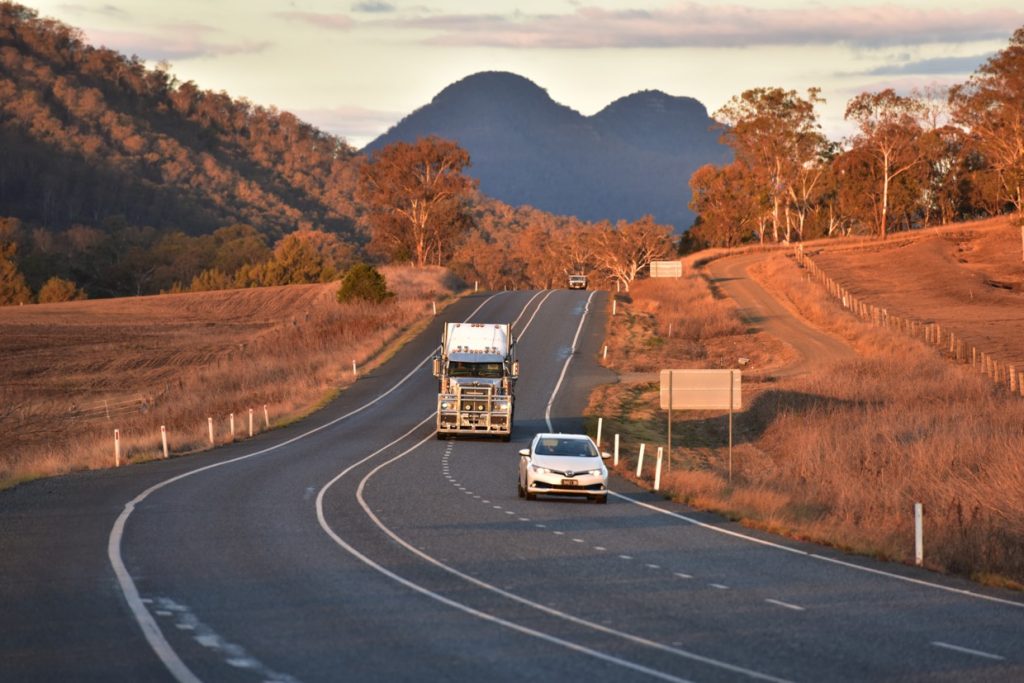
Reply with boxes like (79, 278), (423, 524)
(561, 478), (578, 486)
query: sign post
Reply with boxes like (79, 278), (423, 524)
(660, 369), (742, 482)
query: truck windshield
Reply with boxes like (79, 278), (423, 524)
(448, 362), (503, 378)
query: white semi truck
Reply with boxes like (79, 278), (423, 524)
(433, 322), (518, 440)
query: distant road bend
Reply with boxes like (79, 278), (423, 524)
(1, 288), (1022, 682)
(708, 252), (854, 375)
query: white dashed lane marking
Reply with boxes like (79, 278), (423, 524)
(931, 641), (1005, 661)
(442, 443), (771, 622)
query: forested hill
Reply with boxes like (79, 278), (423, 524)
(366, 71), (730, 230)
(0, 3), (361, 238)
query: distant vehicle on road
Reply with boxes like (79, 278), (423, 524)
(567, 274), (587, 289)
(518, 433), (609, 503)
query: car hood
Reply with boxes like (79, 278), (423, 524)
(531, 454), (604, 474)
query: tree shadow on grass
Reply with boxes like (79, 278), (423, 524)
(670, 389), (880, 448)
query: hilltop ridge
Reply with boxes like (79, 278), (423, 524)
(366, 71), (730, 229)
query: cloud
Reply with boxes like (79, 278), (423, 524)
(866, 53), (993, 76)
(382, 4), (1024, 49)
(294, 105), (403, 148)
(83, 26), (272, 61)
(276, 11), (355, 30)
(352, 1), (395, 12)
(57, 3), (129, 18)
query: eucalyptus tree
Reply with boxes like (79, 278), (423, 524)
(845, 89), (926, 239)
(357, 136), (477, 267)
(715, 87), (827, 243)
(950, 27), (1024, 258)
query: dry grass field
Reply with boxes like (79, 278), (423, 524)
(0, 266), (460, 486)
(590, 218), (1024, 587)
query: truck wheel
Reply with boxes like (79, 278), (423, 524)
(436, 432), (446, 440)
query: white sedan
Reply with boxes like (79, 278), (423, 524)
(518, 433), (610, 504)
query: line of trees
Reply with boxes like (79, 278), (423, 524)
(688, 27), (1024, 253)
(0, 132), (675, 304)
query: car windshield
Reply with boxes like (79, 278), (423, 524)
(534, 438), (598, 457)
(448, 361), (503, 378)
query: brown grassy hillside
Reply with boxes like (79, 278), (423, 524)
(0, 265), (459, 485)
(806, 216), (1024, 368)
(591, 218), (1024, 587)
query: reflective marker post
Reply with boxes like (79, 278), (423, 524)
(915, 503), (924, 566)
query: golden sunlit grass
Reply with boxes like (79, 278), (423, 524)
(590, 244), (1024, 587)
(0, 265), (460, 486)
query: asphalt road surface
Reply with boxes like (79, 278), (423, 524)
(2, 289), (1023, 682)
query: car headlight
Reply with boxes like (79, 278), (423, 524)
(530, 464), (551, 474)
(587, 469), (603, 476)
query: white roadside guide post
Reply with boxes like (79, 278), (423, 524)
(208, 416), (214, 445)
(915, 503), (924, 566)
(248, 408), (254, 437)
(263, 403), (270, 429)
(432, 301), (437, 315)
(114, 429), (121, 467)
(596, 417), (603, 449)
(654, 447), (663, 491)
(160, 425), (168, 459)
(635, 443), (646, 478)
(352, 360), (358, 378)
(229, 412), (235, 441)
(613, 434), (620, 467)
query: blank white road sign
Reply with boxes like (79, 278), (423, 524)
(650, 261), (683, 278)
(660, 369), (741, 410)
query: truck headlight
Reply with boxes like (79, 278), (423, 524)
(440, 401), (451, 410)
(495, 401), (508, 411)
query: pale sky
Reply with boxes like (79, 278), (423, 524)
(27, 1), (1024, 148)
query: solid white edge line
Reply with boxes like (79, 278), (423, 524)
(108, 291), (513, 683)
(315, 430), (695, 683)
(608, 491), (1024, 610)
(545, 290), (597, 431)
(931, 641), (1005, 661)
(317, 440), (789, 682)
(313, 289), (792, 683)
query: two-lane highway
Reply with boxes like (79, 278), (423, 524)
(2, 288), (1023, 682)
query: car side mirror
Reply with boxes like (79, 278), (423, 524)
(511, 360), (520, 379)
(432, 357), (441, 378)
(601, 452), (611, 460)
(519, 448), (530, 457)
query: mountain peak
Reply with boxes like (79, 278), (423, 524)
(594, 89), (709, 119)
(366, 73), (729, 229)
(435, 71), (555, 104)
